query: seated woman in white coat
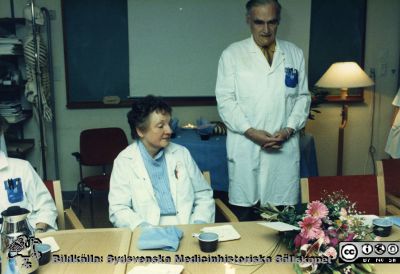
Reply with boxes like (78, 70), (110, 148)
(0, 116), (57, 233)
(108, 96), (215, 230)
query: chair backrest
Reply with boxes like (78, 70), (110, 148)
(80, 127), (128, 166)
(301, 175), (386, 216)
(202, 171), (239, 222)
(44, 180), (84, 230)
(377, 159), (400, 197)
(203, 171), (211, 185)
(43, 180), (65, 230)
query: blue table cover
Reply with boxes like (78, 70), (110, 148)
(173, 129), (228, 191)
(173, 129), (318, 192)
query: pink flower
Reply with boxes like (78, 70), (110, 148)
(330, 237), (339, 247)
(323, 247), (337, 259)
(299, 216), (322, 240)
(294, 234), (309, 248)
(327, 229), (339, 247)
(315, 230), (330, 244)
(317, 229), (326, 239)
(305, 201), (329, 219)
(345, 233), (355, 241)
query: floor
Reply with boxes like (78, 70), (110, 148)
(68, 191), (113, 228)
(67, 191), (234, 229)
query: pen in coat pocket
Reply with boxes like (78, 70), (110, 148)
(174, 165), (179, 180)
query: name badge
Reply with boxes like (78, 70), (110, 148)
(4, 178), (24, 203)
(285, 67), (298, 88)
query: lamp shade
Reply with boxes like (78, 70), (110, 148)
(315, 62), (374, 88)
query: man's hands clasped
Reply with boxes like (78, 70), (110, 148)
(244, 127), (294, 150)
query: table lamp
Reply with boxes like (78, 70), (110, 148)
(315, 62), (374, 175)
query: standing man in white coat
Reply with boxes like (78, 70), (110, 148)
(215, 0), (310, 220)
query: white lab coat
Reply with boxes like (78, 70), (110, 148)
(108, 142), (215, 231)
(385, 88), (400, 158)
(0, 133), (7, 156)
(0, 152), (58, 230)
(216, 37), (311, 206)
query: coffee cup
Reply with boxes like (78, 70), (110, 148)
(372, 218), (393, 237)
(35, 243), (52, 265)
(198, 232), (218, 252)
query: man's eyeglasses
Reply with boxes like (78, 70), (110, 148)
(253, 19), (279, 27)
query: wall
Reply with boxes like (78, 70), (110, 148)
(0, 0), (398, 191)
(127, 0), (311, 97)
(306, 0), (400, 175)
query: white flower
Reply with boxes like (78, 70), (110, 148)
(299, 262), (318, 273)
(323, 247), (337, 259)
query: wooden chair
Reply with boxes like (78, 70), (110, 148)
(203, 171), (239, 222)
(300, 175), (386, 216)
(44, 180), (84, 229)
(376, 160), (400, 214)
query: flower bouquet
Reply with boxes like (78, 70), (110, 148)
(259, 191), (378, 274)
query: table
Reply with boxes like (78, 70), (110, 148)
(127, 222), (399, 274)
(173, 130), (318, 192)
(37, 228), (131, 274)
(128, 222), (293, 274)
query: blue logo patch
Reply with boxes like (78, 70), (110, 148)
(4, 178), (24, 203)
(285, 67), (298, 88)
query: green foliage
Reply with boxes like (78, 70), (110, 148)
(309, 88), (329, 120)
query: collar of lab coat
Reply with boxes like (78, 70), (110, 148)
(248, 35), (283, 53)
(119, 141), (179, 161)
(248, 36), (285, 73)
(0, 151), (9, 170)
(118, 142), (180, 203)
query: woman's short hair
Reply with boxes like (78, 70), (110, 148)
(127, 95), (172, 139)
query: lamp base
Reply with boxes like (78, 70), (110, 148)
(337, 104), (348, 176)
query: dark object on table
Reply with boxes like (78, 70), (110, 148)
(198, 232), (218, 253)
(373, 218), (393, 237)
(200, 134), (210, 141)
(36, 243), (52, 265)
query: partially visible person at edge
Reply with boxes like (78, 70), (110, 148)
(385, 87), (400, 158)
(0, 115), (57, 233)
(108, 95), (215, 230)
(215, 0), (311, 220)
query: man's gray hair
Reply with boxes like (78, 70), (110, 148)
(246, 0), (282, 21)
